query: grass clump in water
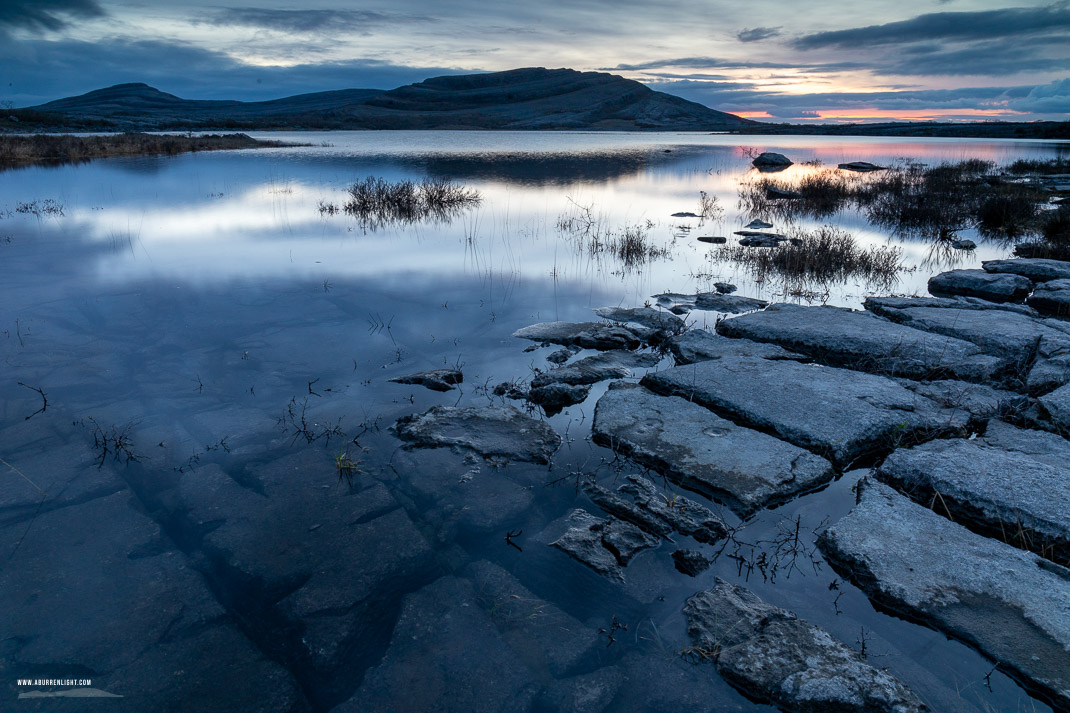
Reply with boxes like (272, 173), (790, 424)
(712, 225), (905, 290)
(343, 176), (481, 229)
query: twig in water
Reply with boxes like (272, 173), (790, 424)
(17, 381), (47, 420)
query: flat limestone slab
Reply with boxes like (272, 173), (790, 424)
(875, 438), (1070, 561)
(685, 579), (927, 713)
(666, 329), (802, 365)
(513, 321), (643, 350)
(1038, 382), (1070, 433)
(860, 302), (1070, 393)
(983, 258), (1070, 282)
(641, 357), (967, 468)
(818, 479), (1070, 710)
(592, 383), (834, 515)
(865, 294), (1039, 317)
(716, 303), (1004, 381)
(928, 269), (1033, 303)
(1028, 278), (1070, 317)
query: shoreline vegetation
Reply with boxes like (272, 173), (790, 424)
(0, 132), (298, 170)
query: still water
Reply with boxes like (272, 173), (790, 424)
(1, 131), (1066, 712)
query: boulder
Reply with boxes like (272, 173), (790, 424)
(641, 356), (967, 468)
(582, 474), (727, 544)
(1027, 278), (1070, 316)
(592, 383), (834, 515)
(512, 321), (643, 350)
(715, 303), (1005, 382)
(713, 282), (737, 294)
(666, 329), (801, 365)
(928, 269), (1033, 303)
(388, 367), (463, 392)
(875, 438), (1070, 562)
(684, 579), (927, 713)
(697, 235), (727, 244)
(949, 238), (975, 250)
(751, 152), (793, 170)
(818, 479), (1070, 710)
(671, 211), (700, 217)
(394, 405), (561, 464)
(982, 258), (1070, 282)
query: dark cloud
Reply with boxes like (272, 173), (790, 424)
(736, 26), (781, 42)
(608, 57), (808, 71)
(793, 2), (1070, 49)
(0, 0), (104, 32)
(202, 7), (433, 33)
(882, 37), (1070, 75)
(0, 38), (469, 105)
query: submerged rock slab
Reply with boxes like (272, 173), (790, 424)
(928, 269), (1033, 303)
(592, 383), (834, 515)
(875, 438), (1070, 561)
(394, 405), (561, 463)
(818, 479), (1070, 710)
(685, 579), (928, 713)
(716, 303), (1004, 381)
(527, 382), (591, 412)
(530, 350), (660, 389)
(583, 474), (727, 543)
(666, 329), (801, 365)
(513, 321), (643, 350)
(1028, 278), (1070, 316)
(593, 305), (686, 332)
(983, 258), (1070, 282)
(388, 367), (463, 392)
(641, 357), (967, 468)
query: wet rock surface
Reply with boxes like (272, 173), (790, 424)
(593, 305), (686, 332)
(685, 579), (928, 713)
(641, 356), (966, 468)
(387, 367), (464, 392)
(983, 258), (1070, 282)
(1028, 278), (1070, 316)
(875, 437), (1070, 561)
(527, 382), (592, 412)
(928, 269), (1033, 303)
(819, 479), (1070, 710)
(513, 321), (644, 350)
(582, 473), (728, 544)
(654, 291), (768, 314)
(863, 300), (1070, 391)
(394, 405), (561, 463)
(548, 509), (659, 581)
(666, 329), (802, 364)
(592, 383), (834, 515)
(716, 303), (1005, 382)
(865, 294), (1039, 317)
(530, 350), (660, 389)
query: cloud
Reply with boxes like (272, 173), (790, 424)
(0, 38), (470, 105)
(1010, 78), (1070, 113)
(736, 26), (781, 42)
(882, 37), (1070, 76)
(201, 7), (433, 34)
(793, 2), (1070, 49)
(0, 0), (104, 32)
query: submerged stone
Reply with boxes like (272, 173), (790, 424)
(876, 438), (1070, 561)
(388, 367), (463, 392)
(666, 329), (801, 365)
(672, 549), (712, 576)
(983, 258), (1070, 282)
(530, 350), (660, 389)
(549, 509), (659, 581)
(583, 474), (728, 544)
(818, 479), (1070, 710)
(641, 357), (967, 468)
(685, 579), (928, 713)
(394, 405), (561, 464)
(716, 303), (1004, 382)
(593, 305), (686, 332)
(513, 321), (643, 350)
(928, 269), (1033, 303)
(592, 383), (834, 515)
(527, 382), (591, 413)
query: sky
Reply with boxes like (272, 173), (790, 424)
(0, 0), (1068, 123)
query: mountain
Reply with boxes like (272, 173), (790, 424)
(27, 68), (752, 131)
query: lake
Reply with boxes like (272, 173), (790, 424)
(1, 131), (1066, 712)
